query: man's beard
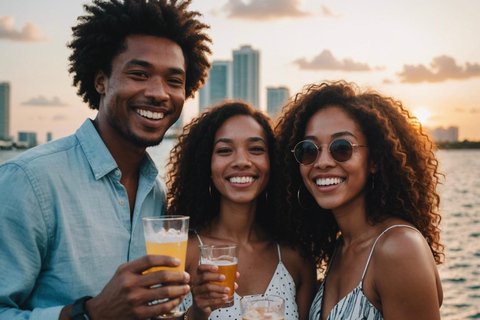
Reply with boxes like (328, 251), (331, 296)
(109, 115), (165, 148)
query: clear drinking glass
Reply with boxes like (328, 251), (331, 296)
(240, 295), (285, 320)
(143, 216), (189, 319)
(199, 244), (239, 308)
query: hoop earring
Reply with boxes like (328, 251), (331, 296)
(297, 185), (313, 210)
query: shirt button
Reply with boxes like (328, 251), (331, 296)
(115, 170), (120, 176)
(120, 200), (125, 206)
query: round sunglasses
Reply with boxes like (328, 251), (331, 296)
(291, 139), (367, 165)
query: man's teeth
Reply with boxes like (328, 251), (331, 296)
(316, 177), (343, 186)
(136, 109), (164, 120)
(229, 176), (254, 184)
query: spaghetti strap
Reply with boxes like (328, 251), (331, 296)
(192, 229), (204, 246)
(276, 244), (282, 262)
(361, 224), (420, 280)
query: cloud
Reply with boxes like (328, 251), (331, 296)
(0, 15), (50, 42)
(398, 55), (480, 83)
(471, 108), (480, 114)
(222, 0), (311, 20)
(455, 108), (466, 113)
(383, 78), (394, 84)
(293, 49), (383, 72)
(22, 96), (68, 107)
(52, 114), (68, 121)
(321, 4), (343, 18)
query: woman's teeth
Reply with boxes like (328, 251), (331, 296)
(136, 109), (164, 120)
(229, 177), (254, 184)
(316, 177), (344, 186)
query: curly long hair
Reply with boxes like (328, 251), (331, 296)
(166, 101), (283, 238)
(274, 81), (443, 268)
(68, 0), (211, 109)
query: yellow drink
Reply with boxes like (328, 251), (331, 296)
(145, 239), (187, 273)
(210, 260), (238, 300)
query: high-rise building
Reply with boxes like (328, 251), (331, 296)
(233, 45), (260, 108)
(0, 82), (10, 141)
(267, 86), (290, 119)
(18, 132), (37, 148)
(199, 61), (233, 112)
(428, 126), (459, 143)
(47, 132), (53, 142)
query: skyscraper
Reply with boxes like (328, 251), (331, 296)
(267, 86), (290, 119)
(199, 61), (233, 112)
(233, 45), (260, 108)
(18, 132), (37, 148)
(0, 82), (10, 141)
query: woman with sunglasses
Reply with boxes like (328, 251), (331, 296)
(274, 81), (443, 320)
(166, 101), (316, 320)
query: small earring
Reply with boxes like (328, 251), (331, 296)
(297, 185), (313, 210)
(209, 182), (213, 198)
(371, 174), (375, 191)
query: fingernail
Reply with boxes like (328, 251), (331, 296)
(224, 287), (230, 293)
(173, 258), (181, 264)
(219, 275), (226, 281)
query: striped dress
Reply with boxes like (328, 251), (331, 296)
(309, 225), (420, 320)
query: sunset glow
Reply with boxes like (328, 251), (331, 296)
(1, 0), (480, 142)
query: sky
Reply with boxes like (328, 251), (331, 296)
(1, 0), (480, 143)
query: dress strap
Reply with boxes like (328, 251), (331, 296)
(276, 243), (282, 262)
(361, 224), (420, 280)
(192, 229), (204, 246)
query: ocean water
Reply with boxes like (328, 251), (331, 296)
(436, 150), (480, 319)
(1, 145), (479, 318)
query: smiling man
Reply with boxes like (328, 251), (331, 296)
(0, 1), (211, 319)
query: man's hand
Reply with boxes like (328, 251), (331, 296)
(60, 255), (190, 320)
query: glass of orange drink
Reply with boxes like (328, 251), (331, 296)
(199, 244), (239, 308)
(143, 216), (189, 318)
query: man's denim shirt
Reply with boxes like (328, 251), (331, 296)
(0, 119), (166, 319)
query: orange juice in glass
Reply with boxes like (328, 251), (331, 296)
(199, 244), (239, 307)
(143, 216), (189, 318)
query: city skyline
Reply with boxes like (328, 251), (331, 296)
(1, 0), (480, 143)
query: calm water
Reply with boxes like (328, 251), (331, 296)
(1, 145), (479, 318)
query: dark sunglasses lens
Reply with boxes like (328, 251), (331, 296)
(295, 141), (318, 164)
(330, 139), (353, 162)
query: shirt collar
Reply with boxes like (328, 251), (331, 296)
(75, 119), (119, 180)
(76, 119), (159, 180)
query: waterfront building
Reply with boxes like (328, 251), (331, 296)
(233, 45), (260, 108)
(47, 132), (53, 142)
(267, 86), (290, 119)
(0, 82), (10, 141)
(199, 61), (233, 112)
(429, 126), (459, 142)
(18, 132), (38, 148)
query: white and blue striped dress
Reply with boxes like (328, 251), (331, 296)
(309, 225), (420, 320)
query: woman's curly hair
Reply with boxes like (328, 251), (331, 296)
(274, 81), (444, 269)
(68, 0), (211, 109)
(166, 101), (285, 238)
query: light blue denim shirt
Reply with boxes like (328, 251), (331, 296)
(0, 119), (166, 320)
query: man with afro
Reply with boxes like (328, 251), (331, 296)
(0, 0), (211, 319)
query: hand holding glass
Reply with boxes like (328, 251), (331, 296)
(143, 216), (189, 319)
(199, 244), (239, 308)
